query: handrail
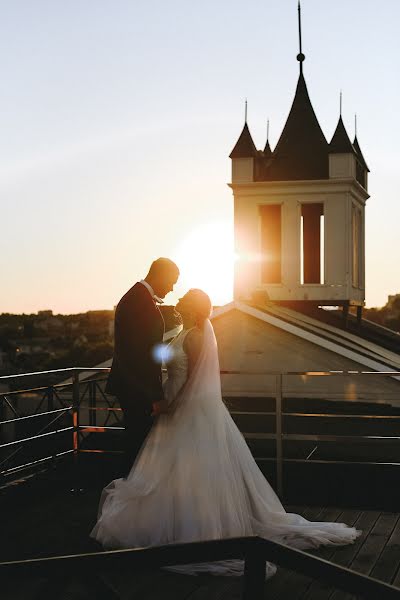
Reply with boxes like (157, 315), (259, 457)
(1, 536), (399, 600)
(2, 367), (400, 381)
(0, 367), (110, 380)
(0, 406), (72, 426)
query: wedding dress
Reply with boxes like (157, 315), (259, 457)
(91, 320), (360, 578)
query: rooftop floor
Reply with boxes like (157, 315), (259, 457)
(2, 468), (400, 599)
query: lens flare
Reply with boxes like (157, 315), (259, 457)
(152, 343), (174, 364)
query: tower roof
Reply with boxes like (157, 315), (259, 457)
(229, 123), (257, 159)
(329, 116), (356, 154)
(262, 73), (329, 180)
(353, 136), (370, 172)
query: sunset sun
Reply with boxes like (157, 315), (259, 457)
(173, 221), (235, 307)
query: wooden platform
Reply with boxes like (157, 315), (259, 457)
(2, 479), (400, 599)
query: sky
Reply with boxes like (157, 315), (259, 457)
(1, 0), (399, 313)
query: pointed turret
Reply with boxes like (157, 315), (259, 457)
(329, 116), (356, 154)
(229, 123), (257, 158)
(263, 139), (272, 157)
(328, 116), (358, 180)
(230, 122), (257, 183)
(261, 73), (329, 180)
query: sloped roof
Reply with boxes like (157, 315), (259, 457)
(211, 301), (400, 375)
(229, 123), (257, 159)
(261, 73), (329, 181)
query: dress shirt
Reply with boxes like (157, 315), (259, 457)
(139, 280), (164, 304)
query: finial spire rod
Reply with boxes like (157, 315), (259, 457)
(267, 119), (270, 142)
(355, 113), (357, 137)
(297, 1), (305, 73)
(245, 98), (248, 123)
(340, 90), (342, 117)
(298, 1), (303, 55)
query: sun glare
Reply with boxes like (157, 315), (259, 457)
(172, 222), (235, 307)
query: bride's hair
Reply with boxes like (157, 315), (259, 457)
(186, 289), (212, 327)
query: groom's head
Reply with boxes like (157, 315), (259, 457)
(145, 258), (180, 299)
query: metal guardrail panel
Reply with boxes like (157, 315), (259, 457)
(1, 367), (400, 495)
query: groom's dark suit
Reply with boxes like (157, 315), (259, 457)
(106, 282), (164, 471)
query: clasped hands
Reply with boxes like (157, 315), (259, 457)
(151, 400), (170, 416)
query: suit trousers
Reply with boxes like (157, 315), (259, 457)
(118, 398), (154, 475)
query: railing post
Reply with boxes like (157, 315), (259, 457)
(243, 541), (265, 600)
(47, 387), (56, 467)
(71, 370), (81, 493)
(276, 372), (283, 499)
(89, 380), (96, 427)
(47, 387), (54, 412)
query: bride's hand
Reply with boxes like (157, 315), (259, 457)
(151, 401), (169, 416)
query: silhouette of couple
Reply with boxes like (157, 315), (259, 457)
(91, 258), (360, 577)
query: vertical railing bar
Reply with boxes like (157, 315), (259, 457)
(72, 370), (80, 492)
(276, 372), (283, 499)
(93, 380), (97, 428)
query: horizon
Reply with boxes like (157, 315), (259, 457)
(2, 1), (399, 313)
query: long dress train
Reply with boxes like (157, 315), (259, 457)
(91, 321), (360, 577)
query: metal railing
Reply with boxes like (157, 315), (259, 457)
(1, 535), (400, 599)
(0, 368), (111, 481)
(1, 368), (400, 498)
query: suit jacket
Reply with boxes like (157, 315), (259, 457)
(106, 282), (165, 411)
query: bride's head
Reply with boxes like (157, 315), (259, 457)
(175, 289), (212, 329)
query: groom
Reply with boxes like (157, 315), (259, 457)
(106, 257), (180, 473)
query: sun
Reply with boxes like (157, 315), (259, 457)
(172, 221), (235, 307)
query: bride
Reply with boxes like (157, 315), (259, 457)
(91, 288), (360, 577)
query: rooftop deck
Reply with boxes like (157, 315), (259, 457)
(2, 367), (400, 598)
(2, 469), (400, 599)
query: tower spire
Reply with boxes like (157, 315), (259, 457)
(245, 98), (248, 123)
(297, 1), (305, 73)
(340, 90), (343, 117)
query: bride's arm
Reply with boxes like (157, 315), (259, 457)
(183, 328), (203, 376)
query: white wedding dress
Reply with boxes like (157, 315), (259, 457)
(91, 320), (360, 578)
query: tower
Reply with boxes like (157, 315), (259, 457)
(229, 5), (369, 319)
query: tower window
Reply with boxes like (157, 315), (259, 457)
(300, 203), (324, 284)
(260, 204), (282, 284)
